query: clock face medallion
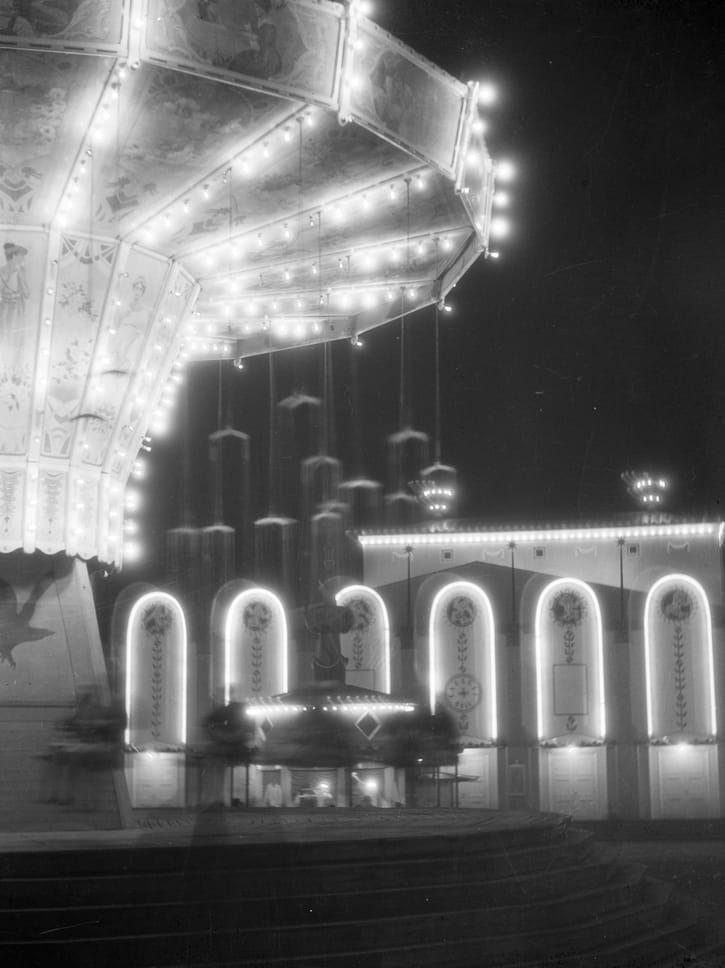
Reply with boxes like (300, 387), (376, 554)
(444, 673), (482, 711)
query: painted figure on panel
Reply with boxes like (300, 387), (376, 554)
(111, 276), (151, 370)
(0, 241), (29, 347)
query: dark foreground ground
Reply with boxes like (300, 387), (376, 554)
(2, 808), (724, 920)
(578, 820), (725, 933)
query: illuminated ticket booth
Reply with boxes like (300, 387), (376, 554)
(428, 581), (499, 808)
(643, 575), (720, 819)
(534, 579), (608, 820)
(124, 592), (188, 807)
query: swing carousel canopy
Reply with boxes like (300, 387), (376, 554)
(0, 0), (497, 565)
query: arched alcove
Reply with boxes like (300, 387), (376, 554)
(533, 578), (608, 819)
(223, 587), (288, 703)
(335, 584), (391, 694)
(125, 591), (188, 748)
(643, 574), (720, 818)
(643, 574), (717, 741)
(534, 578), (606, 743)
(428, 581), (497, 742)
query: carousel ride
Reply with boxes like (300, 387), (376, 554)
(0, 0), (504, 815)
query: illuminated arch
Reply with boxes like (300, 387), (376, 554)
(643, 574), (717, 739)
(336, 585), (391, 694)
(428, 581), (497, 741)
(125, 591), (187, 746)
(224, 587), (288, 703)
(534, 578), (606, 742)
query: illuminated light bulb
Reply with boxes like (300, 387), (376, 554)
(284, 268), (291, 281)
(271, 301), (278, 311)
(296, 298), (303, 309)
(489, 251), (500, 259)
(308, 213), (316, 227)
(467, 148), (480, 166)
(390, 248), (400, 264)
(312, 322), (321, 334)
(494, 191), (510, 208)
(202, 184), (210, 199)
(416, 241), (424, 255)
(311, 263), (318, 275)
(472, 118), (487, 135)
(495, 159), (516, 182)
(490, 216), (510, 238)
(388, 184), (396, 201)
(295, 324), (304, 338)
(283, 126), (291, 142)
(257, 233), (263, 248)
(183, 198), (190, 211)
(386, 289), (394, 301)
(407, 287), (417, 300)
(362, 194), (370, 211)
(263, 142), (270, 158)
(283, 223), (290, 240)
(305, 113), (314, 127)
(123, 541), (142, 563)
(337, 256), (344, 270)
(124, 490), (141, 512)
(478, 82), (497, 106)
(357, 0), (373, 15)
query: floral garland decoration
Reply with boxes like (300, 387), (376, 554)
(659, 587), (694, 732)
(550, 589), (586, 732)
(142, 603), (174, 741)
(243, 600), (273, 693)
(347, 597), (374, 670)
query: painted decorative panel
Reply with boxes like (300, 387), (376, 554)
(336, 584), (390, 694)
(93, 65), (289, 234)
(145, 0), (343, 104)
(41, 235), (118, 460)
(223, 587), (287, 702)
(0, 228), (196, 563)
(348, 19), (466, 175)
(0, 0), (125, 48)
(0, 52), (110, 222)
(125, 592), (187, 748)
(534, 578), (605, 742)
(0, 228), (44, 457)
(429, 581), (497, 741)
(644, 574), (717, 741)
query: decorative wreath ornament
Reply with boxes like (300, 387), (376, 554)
(446, 596), (477, 628)
(659, 588), (694, 624)
(348, 597), (374, 632)
(243, 601), (273, 633)
(142, 603), (174, 638)
(550, 590), (586, 628)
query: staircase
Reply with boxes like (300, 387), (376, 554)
(0, 812), (722, 967)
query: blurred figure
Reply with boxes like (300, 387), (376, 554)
(202, 699), (255, 807)
(42, 686), (126, 807)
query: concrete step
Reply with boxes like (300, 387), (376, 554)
(2, 862), (646, 940)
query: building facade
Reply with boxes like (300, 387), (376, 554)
(358, 515), (724, 820)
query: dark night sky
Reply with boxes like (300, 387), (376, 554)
(136, 0), (725, 570)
